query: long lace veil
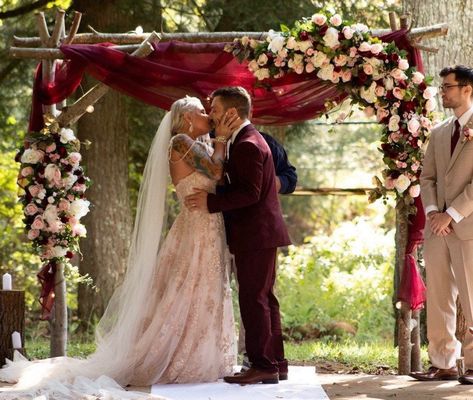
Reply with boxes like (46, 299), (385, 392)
(88, 112), (172, 382)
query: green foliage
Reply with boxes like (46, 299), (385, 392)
(278, 215), (395, 342)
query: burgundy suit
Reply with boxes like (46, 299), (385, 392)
(207, 124), (291, 373)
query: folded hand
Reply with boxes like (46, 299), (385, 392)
(184, 188), (209, 212)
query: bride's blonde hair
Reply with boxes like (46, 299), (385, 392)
(170, 96), (204, 136)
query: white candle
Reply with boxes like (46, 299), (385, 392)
(11, 331), (22, 349)
(2, 273), (12, 290)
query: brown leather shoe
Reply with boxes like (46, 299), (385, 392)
(458, 369), (473, 384)
(409, 366), (458, 381)
(224, 367), (279, 384)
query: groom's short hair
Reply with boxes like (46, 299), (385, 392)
(211, 87), (252, 118)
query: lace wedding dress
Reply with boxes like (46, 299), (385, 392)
(0, 114), (236, 399)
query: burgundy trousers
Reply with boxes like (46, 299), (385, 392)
(234, 247), (287, 373)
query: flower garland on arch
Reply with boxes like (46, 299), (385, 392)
(16, 116), (91, 312)
(226, 11), (438, 210)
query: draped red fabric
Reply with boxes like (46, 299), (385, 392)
(27, 28), (427, 314)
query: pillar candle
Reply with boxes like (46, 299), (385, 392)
(12, 331), (22, 349)
(2, 273), (12, 290)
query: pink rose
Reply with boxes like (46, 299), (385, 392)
(393, 87), (405, 100)
(25, 203), (39, 216)
(375, 86), (385, 97)
(45, 143), (57, 153)
(398, 59), (409, 70)
(423, 86), (438, 100)
(370, 43), (384, 55)
(305, 63), (315, 73)
(407, 118), (421, 134)
(420, 116), (432, 129)
(68, 152), (82, 166)
(409, 184), (421, 198)
(58, 199), (70, 212)
(27, 229), (40, 240)
(343, 26), (354, 40)
(31, 216), (44, 230)
(311, 13), (327, 26)
(425, 99), (436, 112)
(385, 177), (395, 190)
(349, 47), (357, 58)
(412, 71), (424, 85)
(377, 108), (390, 122)
(330, 14), (342, 26)
(28, 184), (41, 197)
(390, 68), (407, 81)
(359, 42), (371, 52)
(21, 167), (34, 177)
(363, 63), (374, 75)
(341, 69), (352, 82)
(364, 106), (375, 117)
(334, 55), (348, 66)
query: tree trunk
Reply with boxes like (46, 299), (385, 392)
(73, 0), (134, 330)
(402, 0), (473, 346)
(0, 290), (25, 365)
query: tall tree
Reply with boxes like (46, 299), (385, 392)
(73, 0), (136, 329)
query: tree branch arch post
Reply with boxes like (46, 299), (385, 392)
(29, 10), (159, 357)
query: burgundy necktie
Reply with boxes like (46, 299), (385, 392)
(451, 120), (461, 156)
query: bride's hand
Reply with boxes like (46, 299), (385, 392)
(215, 111), (241, 140)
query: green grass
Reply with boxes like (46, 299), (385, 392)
(26, 337), (428, 374)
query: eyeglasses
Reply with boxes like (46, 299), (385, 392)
(439, 84), (467, 91)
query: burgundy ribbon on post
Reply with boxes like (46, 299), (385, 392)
(37, 261), (57, 320)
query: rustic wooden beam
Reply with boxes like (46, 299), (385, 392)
(11, 23), (449, 48)
(9, 44), (144, 59)
(389, 11), (398, 31)
(34, 11), (50, 45)
(56, 32), (160, 127)
(291, 187), (373, 196)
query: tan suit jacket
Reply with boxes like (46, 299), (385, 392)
(421, 116), (473, 240)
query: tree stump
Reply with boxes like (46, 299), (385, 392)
(0, 290), (26, 366)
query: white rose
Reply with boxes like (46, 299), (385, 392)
(21, 149), (44, 164)
(409, 184), (421, 198)
(51, 246), (68, 258)
(342, 26), (354, 39)
(398, 59), (409, 70)
(72, 223), (87, 237)
(363, 63), (374, 75)
(317, 64), (335, 81)
(425, 99), (437, 112)
(43, 204), (58, 224)
(286, 37), (296, 49)
(323, 27), (340, 49)
(44, 164), (62, 186)
(407, 118), (421, 134)
(423, 86), (438, 99)
(359, 82), (378, 104)
(257, 53), (268, 66)
(311, 14), (327, 26)
(370, 43), (384, 55)
(384, 76), (394, 91)
(277, 48), (288, 58)
(311, 51), (329, 67)
(68, 152), (82, 167)
(268, 35), (286, 53)
(388, 115), (401, 131)
(359, 42), (371, 52)
(241, 36), (250, 46)
(248, 60), (259, 72)
(334, 55), (348, 66)
(59, 128), (76, 144)
(394, 174), (411, 193)
(63, 173), (78, 190)
(330, 14), (342, 26)
(411, 71), (425, 85)
(69, 199), (90, 219)
(296, 40), (313, 53)
(254, 68), (270, 80)
(352, 23), (369, 33)
(375, 86), (386, 97)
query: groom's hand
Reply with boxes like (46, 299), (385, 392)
(185, 188), (209, 212)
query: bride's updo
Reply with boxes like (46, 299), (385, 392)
(170, 96), (204, 136)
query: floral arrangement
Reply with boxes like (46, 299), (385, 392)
(16, 116), (91, 273)
(226, 10), (438, 209)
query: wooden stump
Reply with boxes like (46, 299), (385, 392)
(0, 290), (26, 366)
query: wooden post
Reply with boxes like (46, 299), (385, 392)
(395, 199), (412, 374)
(389, 12), (398, 31)
(0, 290), (26, 366)
(50, 263), (67, 357)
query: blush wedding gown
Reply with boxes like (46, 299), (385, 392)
(0, 113), (236, 399)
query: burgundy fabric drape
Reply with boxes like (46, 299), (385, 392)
(27, 28), (427, 313)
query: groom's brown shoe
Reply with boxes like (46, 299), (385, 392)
(409, 366), (458, 381)
(224, 367), (279, 384)
(458, 369), (473, 384)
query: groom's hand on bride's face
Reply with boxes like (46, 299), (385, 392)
(184, 188), (209, 212)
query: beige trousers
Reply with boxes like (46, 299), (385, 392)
(424, 231), (473, 369)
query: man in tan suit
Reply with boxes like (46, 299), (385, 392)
(411, 65), (473, 383)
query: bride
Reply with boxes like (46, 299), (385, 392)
(0, 96), (238, 399)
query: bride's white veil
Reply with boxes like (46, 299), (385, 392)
(90, 112), (173, 383)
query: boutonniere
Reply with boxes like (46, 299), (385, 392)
(463, 120), (473, 142)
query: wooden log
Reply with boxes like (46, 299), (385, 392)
(9, 45), (145, 59)
(0, 290), (26, 366)
(389, 12), (398, 31)
(57, 32), (159, 127)
(34, 12), (50, 44)
(64, 11), (82, 45)
(50, 263), (67, 357)
(11, 23), (449, 48)
(48, 9), (66, 48)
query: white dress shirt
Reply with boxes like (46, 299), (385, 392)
(425, 105), (473, 222)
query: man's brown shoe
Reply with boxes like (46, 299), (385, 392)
(224, 367), (279, 384)
(458, 369), (473, 384)
(409, 366), (458, 381)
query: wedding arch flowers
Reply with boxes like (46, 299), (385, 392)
(226, 10), (438, 210)
(16, 116), (91, 272)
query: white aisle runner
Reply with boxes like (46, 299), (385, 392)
(151, 366), (329, 400)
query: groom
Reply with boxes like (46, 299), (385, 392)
(185, 86), (291, 384)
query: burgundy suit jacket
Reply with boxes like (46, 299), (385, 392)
(207, 124), (291, 253)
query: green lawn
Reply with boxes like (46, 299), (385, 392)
(25, 337), (428, 374)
